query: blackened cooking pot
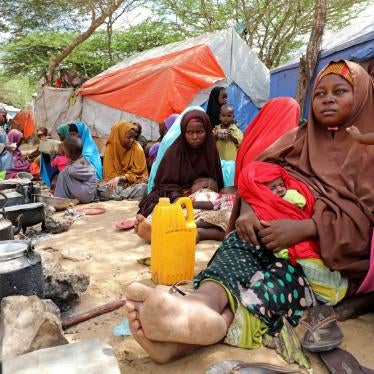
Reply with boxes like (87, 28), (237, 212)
(0, 240), (44, 301)
(4, 202), (45, 232)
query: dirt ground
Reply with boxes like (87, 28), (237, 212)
(35, 201), (374, 373)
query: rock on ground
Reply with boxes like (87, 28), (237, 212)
(42, 252), (90, 311)
(0, 295), (68, 360)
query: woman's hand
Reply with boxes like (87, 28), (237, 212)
(258, 219), (317, 252)
(105, 176), (122, 192)
(235, 211), (263, 247)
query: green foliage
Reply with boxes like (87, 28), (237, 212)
(0, 74), (37, 107)
(147, 0), (370, 68)
(0, 20), (184, 104)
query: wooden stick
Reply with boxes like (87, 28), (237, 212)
(62, 299), (126, 330)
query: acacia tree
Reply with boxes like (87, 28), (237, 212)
(296, 0), (327, 112)
(149, 0), (370, 68)
(0, 0), (142, 85)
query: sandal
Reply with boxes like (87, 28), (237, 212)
(320, 348), (374, 374)
(301, 304), (343, 352)
(169, 280), (195, 296)
(205, 360), (301, 373)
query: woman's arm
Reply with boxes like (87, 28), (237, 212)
(258, 218), (317, 252)
(192, 201), (214, 210)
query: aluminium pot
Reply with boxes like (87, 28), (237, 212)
(0, 240), (44, 301)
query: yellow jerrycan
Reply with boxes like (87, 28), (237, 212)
(151, 197), (196, 285)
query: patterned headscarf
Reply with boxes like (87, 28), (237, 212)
(317, 61), (353, 86)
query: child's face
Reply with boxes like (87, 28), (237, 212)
(219, 107), (234, 126)
(191, 178), (218, 193)
(265, 177), (286, 198)
(312, 74), (353, 128)
(218, 89), (227, 106)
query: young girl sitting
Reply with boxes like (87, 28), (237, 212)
(213, 104), (243, 161)
(54, 136), (97, 204)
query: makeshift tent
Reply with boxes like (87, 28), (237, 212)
(13, 106), (35, 138)
(34, 28), (269, 141)
(270, 12), (374, 114)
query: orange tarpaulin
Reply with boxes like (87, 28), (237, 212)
(80, 45), (226, 123)
(13, 109), (35, 138)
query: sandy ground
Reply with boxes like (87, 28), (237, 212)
(35, 201), (374, 373)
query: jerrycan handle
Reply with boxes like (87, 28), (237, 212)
(177, 197), (194, 223)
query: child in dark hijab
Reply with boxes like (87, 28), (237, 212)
(206, 86), (227, 128)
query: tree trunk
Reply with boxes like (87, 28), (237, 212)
(107, 15), (114, 65)
(296, 0), (327, 115)
(46, 0), (127, 85)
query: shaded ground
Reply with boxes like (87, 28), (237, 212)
(35, 201), (374, 373)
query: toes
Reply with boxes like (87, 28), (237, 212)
(136, 214), (145, 223)
(127, 282), (151, 302)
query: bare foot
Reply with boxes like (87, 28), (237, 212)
(134, 214), (151, 244)
(126, 282), (227, 345)
(334, 292), (374, 321)
(126, 299), (195, 363)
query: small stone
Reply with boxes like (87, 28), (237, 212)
(0, 295), (68, 360)
(61, 247), (91, 262)
(41, 253), (90, 311)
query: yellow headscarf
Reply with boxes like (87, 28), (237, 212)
(103, 121), (148, 183)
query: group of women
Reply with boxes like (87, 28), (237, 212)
(123, 60), (374, 367)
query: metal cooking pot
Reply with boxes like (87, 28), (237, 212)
(0, 191), (23, 240)
(0, 240), (44, 301)
(4, 202), (45, 233)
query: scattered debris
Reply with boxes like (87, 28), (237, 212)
(61, 247), (91, 262)
(0, 295), (68, 360)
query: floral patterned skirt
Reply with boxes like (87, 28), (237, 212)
(194, 231), (315, 335)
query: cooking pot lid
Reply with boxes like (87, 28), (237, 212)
(0, 241), (28, 261)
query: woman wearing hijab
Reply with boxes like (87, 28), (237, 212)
(5, 129), (30, 179)
(101, 121), (148, 200)
(206, 86), (227, 128)
(0, 127), (14, 179)
(138, 110), (224, 217)
(123, 61), (374, 366)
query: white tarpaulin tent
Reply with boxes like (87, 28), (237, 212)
(35, 28), (269, 140)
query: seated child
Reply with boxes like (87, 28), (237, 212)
(239, 161), (348, 305)
(54, 136), (97, 204)
(346, 125), (374, 144)
(135, 177), (236, 243)
(50, 144), (69, 172)
(213, 104), (243, 161)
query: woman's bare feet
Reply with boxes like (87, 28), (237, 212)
(134, 214), (152, 244)
(125, 282), (227, 345)
(334, 292), (374, 321)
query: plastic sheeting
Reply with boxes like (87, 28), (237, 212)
(80, 45), (226, 123)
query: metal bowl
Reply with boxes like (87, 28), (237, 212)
(34, 195), (72, 211)
(16, 172), (33, 180)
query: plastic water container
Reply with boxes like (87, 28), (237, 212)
(151, 197), (196, 285)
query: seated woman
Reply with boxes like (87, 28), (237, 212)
(0, 127), (14, 180)
(138, 110), (224, 217)
(40, 121), (102, 188)
(5, 129), (30, 179)
(101, 121), (148, 200)
(124, 61), (373, 365)
(54, 136), (97, 204)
